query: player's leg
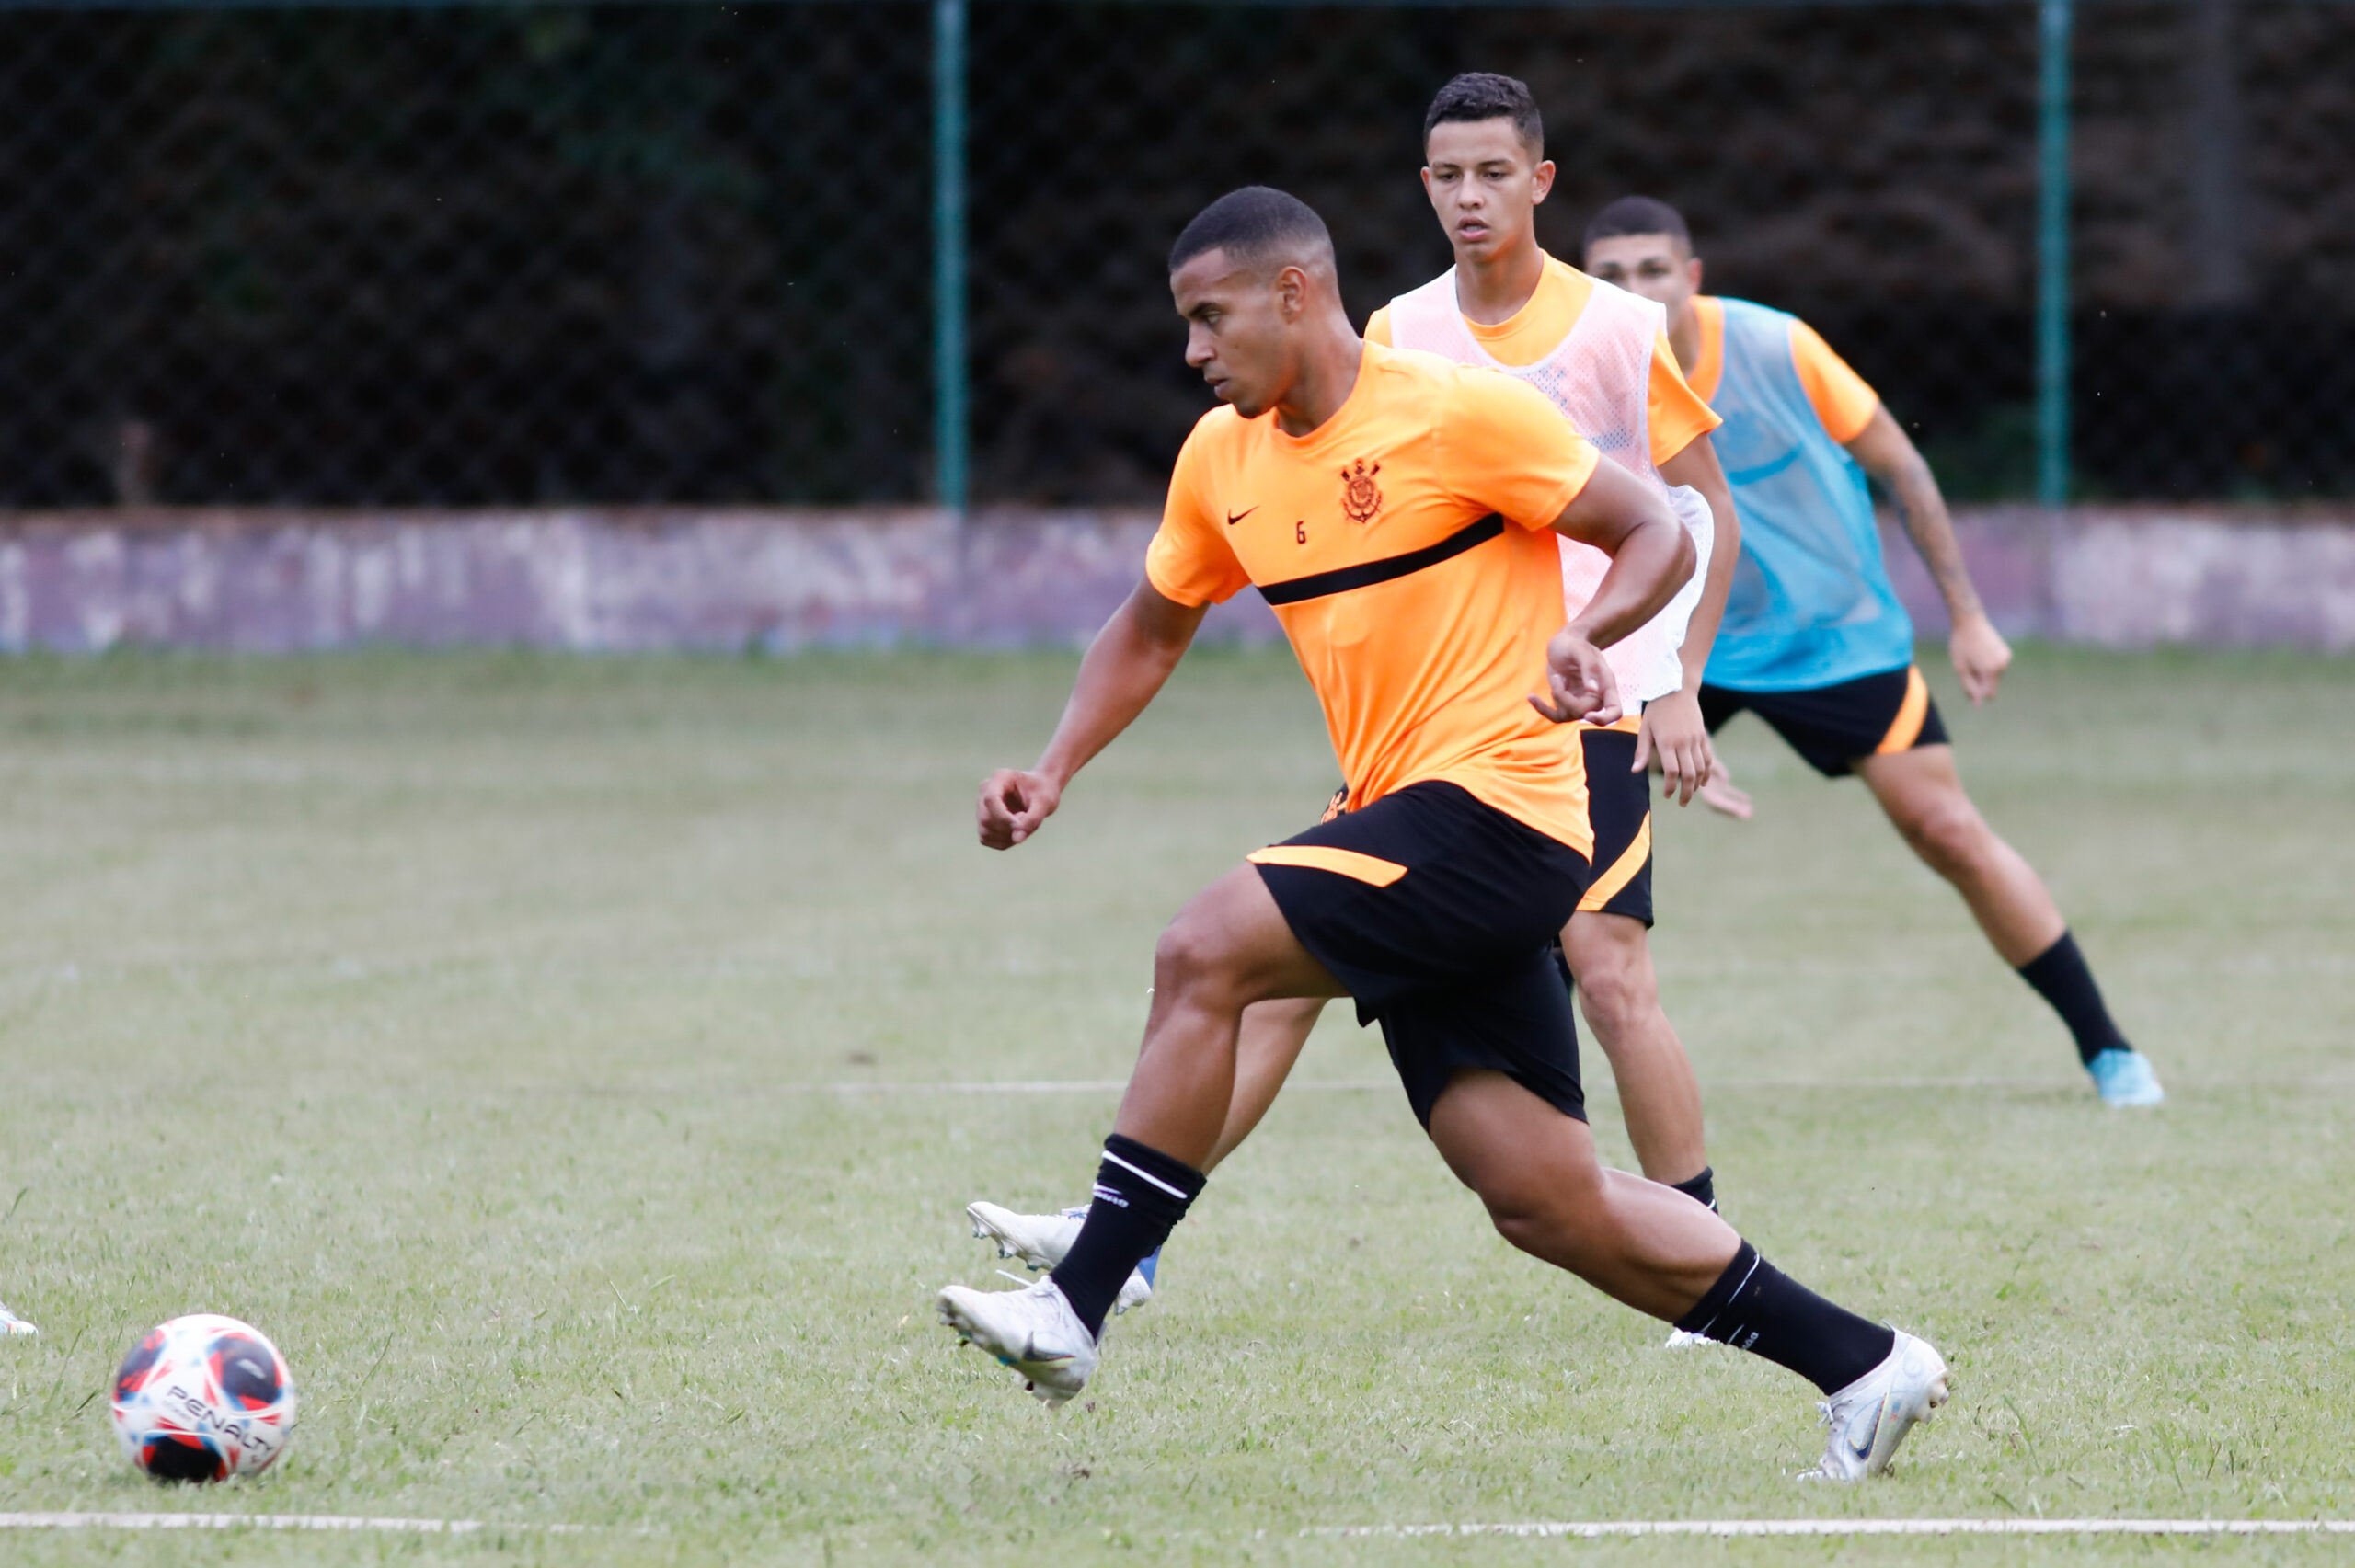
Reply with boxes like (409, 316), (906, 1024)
(1714, 668), (2160, 1105)
(1564, 718), (1715, 1205)
(1855, 742), (2162, 1104)
(1211, 996), (1327, 1169)
(966, 994), (1322, 1310)
(964, 797), (1349, 1279)
(1427, 1074), (1948, 1481)
(1563, 913), (1711, 1197)
(1398, 953), (1948, 1481)
(938, 861), (1344, 1402)
(1426, 1070), (1728, 1313)
(1855, 742), (2061, 960)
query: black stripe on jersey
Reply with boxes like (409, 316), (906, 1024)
(1257, 513), (1505, 608)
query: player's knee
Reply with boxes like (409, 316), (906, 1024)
(1476, 1167), (1607, 1258)
(1896, 795), (1993, 879)
(1152, 910), (1246, 1005)
(1573, 947), (1658, 1036)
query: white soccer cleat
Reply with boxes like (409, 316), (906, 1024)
(966, 1201), (1152, 1313)
(1803, 1330), (1949, 1482)
(936, 1277), (1097, 1406)
(0, 1300), (36, 1337)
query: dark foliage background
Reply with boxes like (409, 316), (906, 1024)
(0, 1), (2346, 508)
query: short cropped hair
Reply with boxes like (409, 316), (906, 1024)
(1423, 72), (1543, 157)
(1168, 186), (1333, 275)
(1583, 195), (1693, 254)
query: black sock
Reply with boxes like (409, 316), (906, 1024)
(1050, 1134), (1204, 1339)
(1673, 1242), (1896, 1395)
(2016, 931), (2131, 1066)
(1668, 1166), (1717, 1212)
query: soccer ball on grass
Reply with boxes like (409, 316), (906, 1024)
(110, 1313), (297, 1482)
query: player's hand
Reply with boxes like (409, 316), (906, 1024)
(1948, 613), (2012, 705)
(977, 768), (1062, 850)
(1697, 759), (1754, 820)
(1530, 628), (1622, 727)
(1634, 688), (1714, 807)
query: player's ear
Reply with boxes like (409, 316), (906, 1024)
(1273, 263), (1308, 321)
(1530, 160), (1556, 205)
(1688, 255), (1705, 291)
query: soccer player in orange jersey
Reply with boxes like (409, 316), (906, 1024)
(1584, 196), (2163, 1107)
(936, 188), (1948, 1481)
(971, 73), (1740, 1337)
(1171, 73), (1742, 1223)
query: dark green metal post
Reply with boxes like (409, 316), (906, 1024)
(933, 0), (969, 514)
(2036, 0), (2073, 505)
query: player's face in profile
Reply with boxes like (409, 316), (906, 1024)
(1421, 120), (1553, 263)
(1172, 248), (1295, 418)
(1586, 234), (1702, 318)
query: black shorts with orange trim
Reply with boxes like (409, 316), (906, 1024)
(1576, 717), (1653, 927)
(1249, 780), (1591, 1128)
(1697, 665), (1948, 779)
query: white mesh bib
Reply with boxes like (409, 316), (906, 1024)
(1384, 269), (1715, 704)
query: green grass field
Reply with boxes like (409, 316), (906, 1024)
(0, 645), (2350, 1564)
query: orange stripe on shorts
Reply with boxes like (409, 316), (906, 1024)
(1577, 813), (1652, 913)
(1875, 667), (1932, 755)
(1246, 845), (1408, 887)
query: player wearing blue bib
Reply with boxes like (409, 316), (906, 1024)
(1584, 196), (2162, 1108)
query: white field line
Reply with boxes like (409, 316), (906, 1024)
(0, 1512), (495, 1532)
(1309, 1518), (2355, 1539)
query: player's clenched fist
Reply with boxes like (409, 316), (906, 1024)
(1947, 613), (2013, 706)
(977, 768), (1063, 850)
(1529, 626), (1624, 728)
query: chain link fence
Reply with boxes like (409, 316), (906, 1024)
(0, 0), (2349, 510)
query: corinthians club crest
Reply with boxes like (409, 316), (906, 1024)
(1339, 457), (1383, 525)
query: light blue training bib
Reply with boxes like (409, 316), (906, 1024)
(1702, 297), (1913, 692)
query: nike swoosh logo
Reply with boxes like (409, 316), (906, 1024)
(1019, 1334), (1073, 1366)
(1844, 1407), (1881, 1460)
(1225, 507), (1258, 527)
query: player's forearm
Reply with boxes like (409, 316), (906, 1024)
(1552, 460), (1694, 649)
(1848, 408), (1986, 626)
(1888, 463), (1986, 626)
(1565, 513), (1694, 651)
(1035, 580), (1201, 788)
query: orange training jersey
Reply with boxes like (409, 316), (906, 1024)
(1147, 342), (1603, 855)
(1366, 255), (1720, 467)
(1684, 296), (1879, 443)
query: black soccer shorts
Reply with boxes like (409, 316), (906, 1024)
(1698, 664), (1948, 779)
(1249, 780), (1591, 1128)
(1575, 717), (1653, 927)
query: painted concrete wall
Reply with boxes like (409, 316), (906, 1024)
(0, 507), (2348, 655)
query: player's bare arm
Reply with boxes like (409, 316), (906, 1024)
(1645, 434), (1741, 804)
(1532, 458), (1694, 726)
(1844, 405), (2012, 704)
(977, 579), (1209, 850)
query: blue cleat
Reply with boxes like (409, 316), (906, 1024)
(2088, 1047), (2165, 1108)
